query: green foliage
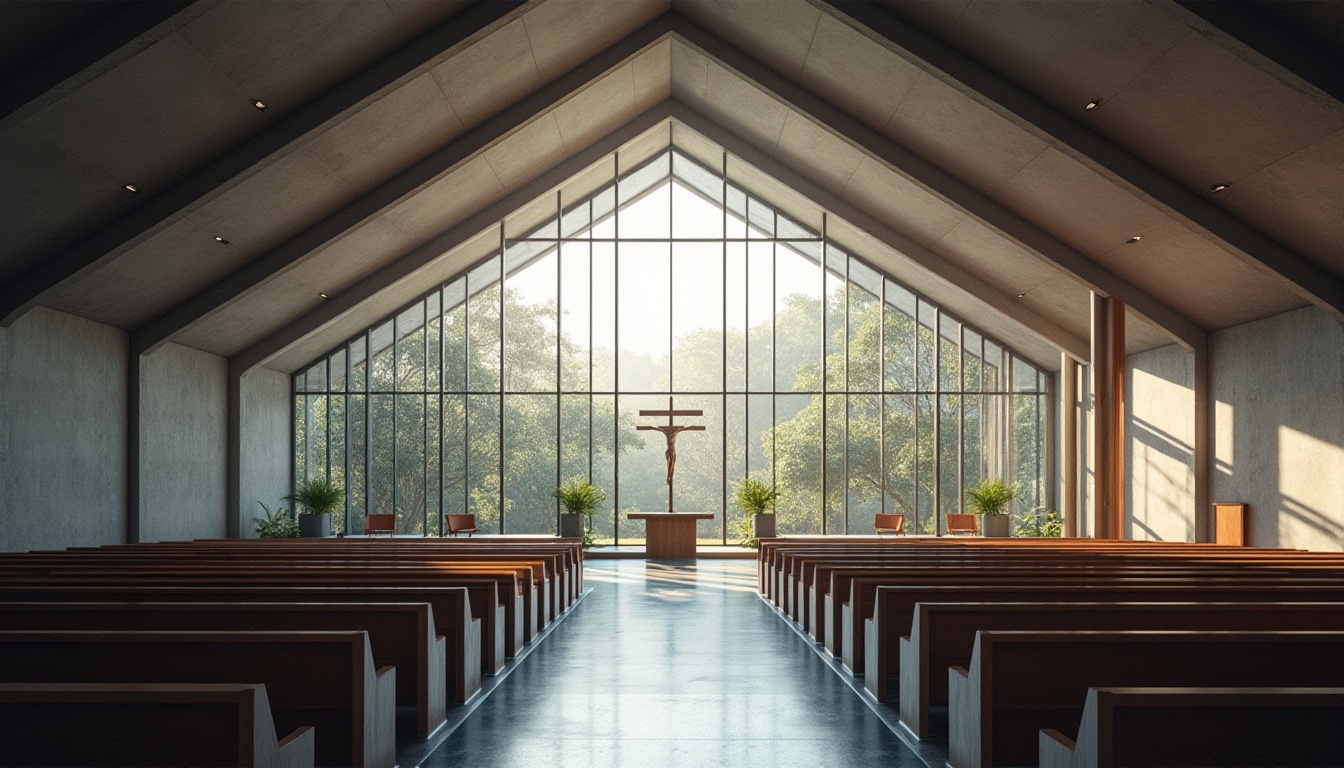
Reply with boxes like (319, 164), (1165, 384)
(253, 501), (299, 538)
(730, 477), (780, 516)
(1014, 507), (1063, 538)
(555, 477), (606, 516)
(285, 476), (345, 516)
(730, 515), (758, 549)
(965, 478), (1019, 516)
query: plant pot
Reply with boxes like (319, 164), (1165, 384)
(298, 512), (331, 538)
(752, 513), (776, 539)
(981, 514), (1011, 538)
(559, 513), (585, 539)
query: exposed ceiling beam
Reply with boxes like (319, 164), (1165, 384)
(821, 0), (1344, 325)
(0, 1), (206, 124)
(672, 103), (1088, 366)
(0, 0), (527, 328)
(132, 19), (674, 356)
(673, 14), (1206, 351)
(230, 104), (674, 377)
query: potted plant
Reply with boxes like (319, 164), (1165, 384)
(252, 501), (299, 538)
(554, 476), (605, 543)
(284, 477), (344, 538)
(731, 477), (780, 544)
(965, 478), (1018, 538)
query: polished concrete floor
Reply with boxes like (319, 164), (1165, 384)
(423, 559), (924, 767)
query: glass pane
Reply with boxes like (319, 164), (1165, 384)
(369, 394), (394, 516)
(773, 393), (819, 535)
(396, 302), (425, 392)
(747, 241), (773, 392)
(396, 394), (426, 534)
(505, 395), (557, 534)
(330, 395), (346, 533)
(620, 179), (670, 239)
(618, 394), (667, 543)
(443, 279), (467, 391)
(725, 185), (747, 239)
(293, 395), (306, 484)
(884, 394), (916, 529)
(848, 260), (880, 393)
(467, 257), (501, 392)
(848, 394), (881, 531)
(824, 394), (845, 534)
(426, 293), (441, 391)
(940, 394), (960, 518)
(915, 393), (935, 534)
(916, 301), (936, 392)
(666, 394), (721, 541)
(348, 394), (366, 530)
(618, 242), (670, 392)
(591, 394), (617, 545)
(467, 394), (500, 533)
(939, 314), (959, 395)
(505, 245), (558, 392)
(672, 241), (723, 391)
(725, 242), (746, 391)
(592, 242), (616, 392)
(348, 338), (367, 393)
(306, 395), (327, 480)
(884, 281), (916, 392)
(330, 349), (346, 392)
(441, 394), (466, 530)
(724, 394), (747, 540)
(560, 242), (591, 393)
(775, 242), (821, 393)
(1014, 356), (1040, 392)
(963, 328), (983, 392)
(560, 394), (591, 482)
(425, 394), (440, 532)
(671, 178), (724, 239)
(825, 244), (846, 391)
(984, 340), (1004, 392)
(305, 361), (326, 393)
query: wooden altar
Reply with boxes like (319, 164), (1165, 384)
(627, 513), (715, 558)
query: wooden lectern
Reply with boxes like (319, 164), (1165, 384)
(627, 513), (715, 558)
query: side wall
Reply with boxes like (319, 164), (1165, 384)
(1213, 306), (1344, 551)
(1125, 344), (1196, 542)
(0, 308), (128, 551)
(139, 343), (228, 542)
(238, 367), (292, 538)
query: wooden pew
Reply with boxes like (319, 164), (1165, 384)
(1038, 686), (1344, 768)
(0, 682), (315, 768)
(892, 601), (1344, 737)
(946, 630), (1344, 768)
(0, 630), (396, 768)
(0, 601), (460, 737)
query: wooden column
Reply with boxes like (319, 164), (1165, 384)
(1090, 294), (1126, 539)
(1060, 353), (1079, 538)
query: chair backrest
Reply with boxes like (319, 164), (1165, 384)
(946, 513), (978, 535)
(874, 514), (904, 535)
(444, 514), (478, 536)
(365, 514), (395, 536)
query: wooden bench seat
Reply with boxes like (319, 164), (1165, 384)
(947, 630), (1344, 768)
(891, 600), (1344, 736)
(0, 601), (461, 737)
(0, 682), (315, 768)
(1038, 686), (1344, 768)
(0, 630), (396, 768)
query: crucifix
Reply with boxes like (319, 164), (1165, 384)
(636, 399), (705, 513)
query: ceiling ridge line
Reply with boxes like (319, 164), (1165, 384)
(818, 0), (1344, 324)
(668, 13), (1205, 350)
(0, 0), (529, 329)
(130, 17), (678, 358)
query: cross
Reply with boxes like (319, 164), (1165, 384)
(636, 398), (705, 513)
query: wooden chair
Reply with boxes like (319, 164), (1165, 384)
(445, 514), (479, 537)
(874, 514), (904, 536)
(946, 513), (978, 536)
(365, 514), (395, 537)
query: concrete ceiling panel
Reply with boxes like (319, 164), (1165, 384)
(523, 0), (667, 80)
(174, 274), (324, 358)
(1097, 220), (1304, 331)
(725, 155), (823, 236)
(676, 0), (821, 80)
(883, 73), (1048, 194)
(930, 217), (1065, 295)
(773, 111), (865, 197)
(505, 195), (559, 241)
(930, 0), (1189, 112)
(430, 18), (542, 132)
(1017, 274), (1092, 346)
(44, 218), (249, 328)
(553, 65), (637, 152)
(19, 33), (256, 191)
(286, 217), (417, 297)
(383, 0), (473, 40)
(671, 121), (722, 169)
(1097, 33), (1344, 187)
(558, 161), (616, 211)
(1219, 128), (1344, 277)
(669, 41), (710, 110)
(306, 71), (464, 193)
(994, 147), (1170, 256)
(798, 13), (920, 130)
(700, 63), (789, 153)
(1124, 307), (1179, 356)
(878, 0), (970, 40)
(186, 149), (355, 256)
(842, 158), (966, 247)
(0, 126), (128, 280)
(617, 119), (673, 170)
(178, 1), (408, 111)
(484, 114), (569, 191)
(631, 39), (673, 112)
(384, 155), (505, 245)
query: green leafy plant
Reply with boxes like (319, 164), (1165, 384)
(730, 477), (780, 516)
(554, 477), (606, 516)
(253, 501), (299, 538)
(731, 516), (757, 549)
(965, 478), (1019, 516)
(285, 476), (345, 516)
(1014, 507), (1062, 538)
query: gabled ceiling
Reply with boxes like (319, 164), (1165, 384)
(1, 0), (1340, 377)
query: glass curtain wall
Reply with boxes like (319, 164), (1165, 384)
(293, 148), (1051, 542)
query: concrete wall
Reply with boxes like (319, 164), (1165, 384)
(1213, 306), (1344, 551)
(138, 343), (228, 542)
(0, 308), (128, 552)
(238, 367), (292, 538)
(1125, 344), (1196, 542)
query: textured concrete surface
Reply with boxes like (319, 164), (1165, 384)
(0, 308), (127, 552)
(1126, 343), (1196, 542)
(238, 367), (293, 538)
(1213, 306), (1344, 552)
(138, 343), (227, 543)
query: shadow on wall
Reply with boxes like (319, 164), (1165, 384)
(1127, 414), (1196, 543)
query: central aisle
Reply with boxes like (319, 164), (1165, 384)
(424, 559), (923, 767)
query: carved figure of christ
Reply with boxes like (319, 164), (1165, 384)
(636, 406), (705, 513)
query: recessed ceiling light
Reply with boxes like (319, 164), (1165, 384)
(1210, 183), (1229, 193)
(1126, 236), (1142, 244)
(124, 184), (138, 193)
(215, 236), (230, 245)
(253, 99), (266, 110)
(1084, 100), (1101, 111)
(319, 293), (329, 299)
(1015, 293), (1026, 299)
